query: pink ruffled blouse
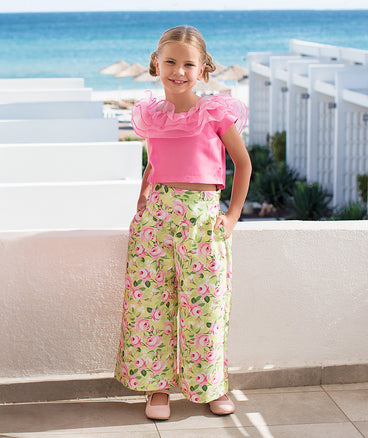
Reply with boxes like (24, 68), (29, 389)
(131, 92), (248, 189)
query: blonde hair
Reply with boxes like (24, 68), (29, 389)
(149, 25), (216, 83)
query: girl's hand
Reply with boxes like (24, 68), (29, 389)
(137, 195), (147, 212)
(213, 212), (238, 239)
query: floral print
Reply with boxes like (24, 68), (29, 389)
(114, 183), (232, 403)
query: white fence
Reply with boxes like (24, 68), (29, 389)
(0, 78), (142, 230)
(248, 40), (368, 208)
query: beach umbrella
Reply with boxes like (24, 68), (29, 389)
(114, 62), (146, 78)
(216, 64), (249, 81)
(193, 76), (231, 94)
(133, 70), (160, 83)
(98, 60), (130, 75)
(212, 61), (228, 76)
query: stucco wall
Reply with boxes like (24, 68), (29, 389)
(0, 221), (367, 379)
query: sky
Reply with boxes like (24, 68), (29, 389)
(0, 0), (367, 12)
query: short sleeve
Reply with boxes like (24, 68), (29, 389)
(216, 112), (238, 137)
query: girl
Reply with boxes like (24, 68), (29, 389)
(114, 25), (252, 420)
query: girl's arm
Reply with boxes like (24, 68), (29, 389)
(215, 124), (252, 237)
(136, 143), (152, 211)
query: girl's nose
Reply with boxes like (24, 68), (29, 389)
(175, 65), (185, 76)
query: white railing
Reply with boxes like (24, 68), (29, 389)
(248, 40), (368, 208)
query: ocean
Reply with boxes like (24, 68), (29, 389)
(0, 10), (367, 90)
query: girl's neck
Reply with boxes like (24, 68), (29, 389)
(164, 91), (200, 113)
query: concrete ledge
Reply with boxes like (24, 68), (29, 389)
(1, 364), (367, 404)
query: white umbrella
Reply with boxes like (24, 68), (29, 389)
(216, 64), (249, 81)
(114, 62), (146, 78)
(99, 60), (130, 75)
(212, 61), (228, 77)
(133, 70), (160, 83)
(193, 77), (231, 94)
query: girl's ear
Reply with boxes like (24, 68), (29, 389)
(155, 58), (160, 75)
(197, 63), (206, 81)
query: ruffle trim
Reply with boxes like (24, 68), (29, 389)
(131, 91), (248, 138)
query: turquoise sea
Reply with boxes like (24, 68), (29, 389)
(0, 10), (367, 90)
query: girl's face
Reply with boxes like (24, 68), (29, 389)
(156, 42), (205, 98)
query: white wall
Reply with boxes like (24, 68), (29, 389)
(0, 78), (85, 89)
(0, 101), (103, 119)
(0, 142), (142, 182)
(0, 119), (118, 143)
(0, 221), (367, 379)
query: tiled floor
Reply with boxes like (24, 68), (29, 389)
(0, 383), (367, 437)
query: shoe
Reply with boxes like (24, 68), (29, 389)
(145, 389), (170, 420)
(209, 394), (235, 415)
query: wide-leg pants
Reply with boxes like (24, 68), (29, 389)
(114, 183), (232, 403)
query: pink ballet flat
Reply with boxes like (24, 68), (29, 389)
(209, 394), (235, 415)
(145, 389), (170, 420)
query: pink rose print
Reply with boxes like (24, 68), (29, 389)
(179, 316), (186, 328)
(158, 378), (169, 389)
(122, 315), (128, 331)
(163, 320), (173, 335)
(151, 308), (163, 321)
(125, 275), (132, 290)
(155, 208), (171, 221)
(128, 376), (139, 388)
(134, 357), (147, 370)
(120, 363), (129, 378)
(123, 299), (128, 312)
(132, 209), (144, 223)
(195, 333), (210, 349)
(172, 199), (188, 216)
(197, 284), (210, 297)
(190, 304), (203, 317)
(151, 359), (166, 374)
(149, 245), (166, 259)
(210, 323), (220, 335)
(145, 334), (162, 349)
(206, 349), (219, 363)
(180, 332), (186, 349)
(130, 334), (142, 347)
(208, 202), (219, 218)
(189, 392), (201, 403)
(175, 260), (182, 278)
(163, 234), (174, 248)
(161, 290), (170, 303)
(192, 261), (204, 274)
(213, 285), (225, 298)
(179, 293), (189, 307)
(149, 191), (160, 204)
(195, 373), (208, 386)
(189, 350), (202, 364)
(135, 244), (146, 257)
(155, 270), (166, 285)
(131, 287), (143, 300)
(173, 187), (186, 194)
(135, 317), (150, 332)
(208, 259), (221, 273)
(128, 224), (134, 239)
(197, 242), (212, 258)
(168, 336), (176, 349)
(140, 226), (155, 241)
(138, 268), (151, 280)
(211, 372), (221, 386)
(156, 220), (164, 231)
(177, 243), (187, 260)
(181, 379), (189, 393)
(182, 227), (190, 240)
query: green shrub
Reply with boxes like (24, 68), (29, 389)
(255, 162), (298, 208)
(333, 202), (367, 220)
(357, 174), (368, 204)
(248, 145), (273, 179)
(142, 145), (148, 176)
(220, 174), (234, 201)
(269, 131), (286, 163)
(286, 181), (331, 220)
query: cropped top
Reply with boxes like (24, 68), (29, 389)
(131, 91), (248, 190)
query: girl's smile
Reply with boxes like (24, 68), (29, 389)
(156, 42), (205, 102)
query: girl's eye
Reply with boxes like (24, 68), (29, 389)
(186, 63), (195, 67)
(166, 60), (175, 64)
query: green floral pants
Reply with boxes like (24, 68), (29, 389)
(114, 183), (232, 403)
